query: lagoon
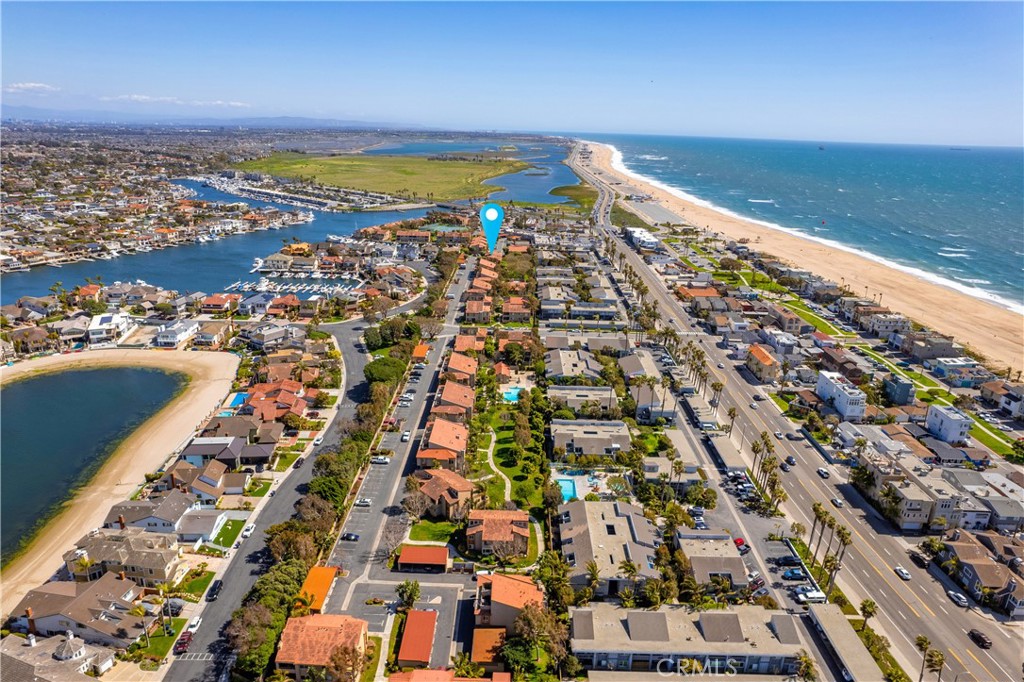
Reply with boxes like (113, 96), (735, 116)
(0, 367), (186, 562)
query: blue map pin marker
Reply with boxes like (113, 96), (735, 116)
(480, 203), (504, 254)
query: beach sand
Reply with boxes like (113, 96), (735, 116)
(580, 142), (1023, 371)
(0, 349), (239, 616)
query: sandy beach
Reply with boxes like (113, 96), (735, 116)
(580, 142), (1023, 372)
(0, 349), (239, 616)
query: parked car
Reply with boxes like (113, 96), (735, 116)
(173, 632), (193, 655)
(968, 629), (992, 648)
(341, 532), (360, 541)
(894, 566), (912, 581)
(293, 457), (305, 469)
(205, 579), (223, 602)
(165, 598), (186, 617)
(738, 545), (751, 555)
(241, 523), (256, 539)
(733, 537), (746, 547)
(186, 616), (202, 633)
(776, 555), (802, 567)
(401, 431), (411, 442)
(947, 590), (969, 607)
(313, 434), (324, 446)
(751, 587), (770, 599)
(782, 568), (807, 581)
(909, 552), (930, 568)
(690, 507), (705, 517)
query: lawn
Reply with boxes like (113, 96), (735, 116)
(361, 636), (382, 682)
(969, 424), (1013, 456)
(769, 392), (791, 413)
(486, 477), (508, 508)
(489, 410), (542, 512)
(137, 617), (187, 660)
(386, 611), (406, 671)
(779, 300), (846, 336)
(409, 519), (456, 543)
(212, 520), (244, 548)
(174, 570), (216, 598)
(512, 522), (541, 568)
(274, 449), (304, 471)
(236, 153), (530, 201)
(611, 201), (651, 228)
(245, 479), (272, 497)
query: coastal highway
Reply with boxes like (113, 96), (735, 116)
(167, 261), (442, 682)
(569, 143), (1024, 682)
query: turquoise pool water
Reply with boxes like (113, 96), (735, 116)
(503, 386), (523, 403)
(557, 478), (578, 502)
(217, 410), (235, 417)
(227, 392), (246, 407)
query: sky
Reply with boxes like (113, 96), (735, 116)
(2, 2), (1022, 146)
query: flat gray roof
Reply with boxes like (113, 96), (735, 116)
(808, 604), (882, 682)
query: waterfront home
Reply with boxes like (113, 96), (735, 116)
(62, 527), (187, 587)
(466, 510), (530, 557)
(176, 509), (229, 543)
(413, 468), (474, 520)
(9, 572), (146, 649)
(979, 379), (1024, 419)
(474, 573), (543, 630)
(180, 436), (246, 468)
(194, 322), (229, 348)
(154, 319), (199, 348)
(242, 381), (311, 422)
(549, 419), (631, 459)
(103, 489), (199, 534)
(47, 315), (92, 345)
(200, 293), (240, 315)
(87, 313), (133, 344)
(0, 631), (115, 680)
(239, 292), (277, 316)
(568, 603), (803, 675)
(556, 501), (660, 597)
(239, 320), (305, 350)
(159, 459), (250, 505)
(9, 326), (56, 354)
(200, 414), (282, 445)
(274, 614), (369, 680)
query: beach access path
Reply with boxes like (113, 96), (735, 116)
(0, 348), (240, 617)
(578, 142), (1024, 372)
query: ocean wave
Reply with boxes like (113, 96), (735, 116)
(960, 278), (992, 285)
(938, 253), (973, 259)
(938, 247), (972, 253)
(593, 141), (1024, 316)
(638, 154), (668, 161)
(748, 199), (775, 204)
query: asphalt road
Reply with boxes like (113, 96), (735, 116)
(569, 145), (1024, 682)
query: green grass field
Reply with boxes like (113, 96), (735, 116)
(780, 300), (846, 336)
(137, 617), (187, 660)
(611, 201), (651, 228)
(409, 519), (456, 543)
(245, 480), (272, 497)
(174, 570), (215, 598)
(361, 636), (382, 682)
(549, 182), (598, 212)
(236, 153), (529, 201)
(211, 520), (244, 548)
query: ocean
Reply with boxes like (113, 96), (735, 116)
(582, 134), (1024, 313)
(0, 367), (186, 562)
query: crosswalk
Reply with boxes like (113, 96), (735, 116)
(176, 652), (216, 661)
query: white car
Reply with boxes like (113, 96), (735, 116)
(355, 498), (372, 507)
(401, 431), (411, 442)
(370, 456), (391, 465)
(894, 566), (912, 581)
(947, 590), (969, 607)
(717, 363), (725, 369)
(794, 585), (817, 595)
(241, 523), (256, 539)
(749, 402), (758, 409)
(186, 616), (202, 633)
(313, 434), (324, 446)
(816, 468), (830, 479)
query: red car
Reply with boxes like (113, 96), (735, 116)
(734, 537), (746, 547)
(173, 632), (193, 655)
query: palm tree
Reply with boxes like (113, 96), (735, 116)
(925, 649), (945, 682)
(915, 635), (931, 682)
(618, 558), (639, 592)
(585, 560), (601, 592)
(451, 651), (485, 678)
(835, 525), (853, 564)
(293, 591), (314, 617)
(726, 406), (738, 435)
(813, 512), (833, 567)
(710, 381), (724, 411)
(795, 649), (817, 681)
(750, 440), (764, 479)
(790, 521), (806, 540)
(859, 599), (877, 631)
(267, 670), (294, 682)
(809, 502), (824, 551)
(128, 604), (151, 648)
(940, 555), (960, 578)
(821, 553), (841, 597)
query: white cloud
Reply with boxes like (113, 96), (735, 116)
(99, 94), (250, 108)
(3, 82), (59, 93)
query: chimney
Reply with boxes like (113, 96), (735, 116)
(170, 472), (176, 489)
(118, 571), (126, 581)
(118, 515), (126, 530)
(25, 608), (35, 635)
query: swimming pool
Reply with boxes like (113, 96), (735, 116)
(557, 478), (578, 502)
(227, 392), (246, 407)
(216, 410), (235, 417)
(503, 386), (523, 403)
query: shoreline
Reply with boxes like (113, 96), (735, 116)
(578, 141), (1023, 371)
(0, 349), (240, 617)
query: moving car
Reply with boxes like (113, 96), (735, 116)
(355, 498), (372, 507)
(370, 456), (391, 465)
(968, 629), (992, 649)
(774, 431), (783, 439)
(752, 394), (765, 401)
(894, 566), (911, 581)
(830, 498), (844, 508)
(749, 402), (759, 409)
(717, 363), (725, 369)
(780, 462), (791, 472)
(205, 579), (223, 602)
(241, 523), (256, 539)
(341, 532), (360, 541)
(816, 468), (830, 479)
(786, 455), (797, 465)
(782, 568), (807, 581)
(401, 431), (411, 442)
(186, 616), (202, 633)
(313, 434), (324, 446)
(947, 590), (969, 607)
(786, 432), (803, 441)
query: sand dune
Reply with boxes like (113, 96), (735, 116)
(0, 349), (239, 616)
(582, 142), (1023, 372)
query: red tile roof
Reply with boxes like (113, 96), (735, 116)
(275, 614), (367, 667)
(398, 545), (449, 566)
(398, 610), (438, 665)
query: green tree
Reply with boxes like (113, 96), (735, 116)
(396, 579), (420, 609)
(451, 651), (485, 678)
(859, 599), (878, 631)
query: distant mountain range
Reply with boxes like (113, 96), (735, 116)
(1, 105), (424, 129)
